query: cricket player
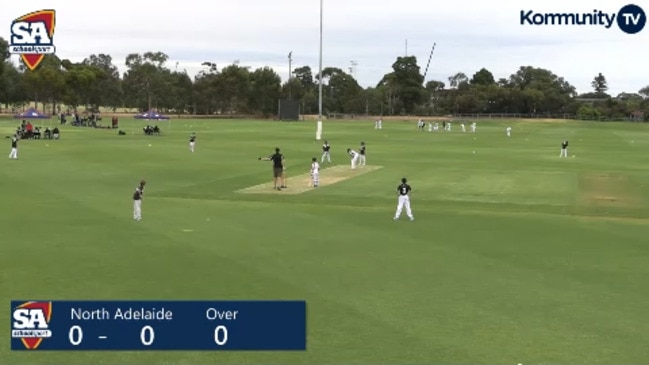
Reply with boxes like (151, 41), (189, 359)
(189, 133), (196, 152)
(310, 157), (320, 187)
(447, 121), (452, 131)
(359, 142), (367, 166)
(347, 148), (360, 169)
(259, 147), (286, 190)
(321, 141), (331, 163)
(417, 119), (425, 131)
(8, 134), (18, 159)
(506, 126), (512, 137)
(434, 122), (439, 131)
(376, 119), (382, 129)
(133, 179), (146, 221)
(471, 122), (476, 133)
(428, 122), (433, 132)
(560, 140), (569, 157)
(461, 123), (466, 132)
(394, 177), (414, 221)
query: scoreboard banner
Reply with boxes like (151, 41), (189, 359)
(10, 300), (307, 351)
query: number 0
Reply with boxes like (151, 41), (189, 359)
(214, 325), (228, 345)
(140, 325), (154, 346)
(69, 325), (83, 346)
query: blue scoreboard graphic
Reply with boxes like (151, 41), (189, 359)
(10, 300), (306, 350)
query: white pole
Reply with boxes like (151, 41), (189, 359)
(315, 0), (323, 140)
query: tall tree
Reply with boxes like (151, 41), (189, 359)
(0, 37), (10, 76)
(249, 67), (281, 116)
(448, 72), (468, 89)
(470, 68), (495, 86)
(83, 54), (122, 110)
(591, 73), (608, 95)
(638, 86), (649, 99)
(22, 55), (65, 113)
(0, 62), (28, 108)
(122, 52), (170, 110)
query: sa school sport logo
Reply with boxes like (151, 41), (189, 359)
(11, 301), (53, 350)
(8, 10), (56, 71)
(520, 4), (646, 34)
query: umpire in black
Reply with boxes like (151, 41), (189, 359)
(259, 147), (286, 190)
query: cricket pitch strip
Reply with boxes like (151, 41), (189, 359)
(236, 165), (383, 195)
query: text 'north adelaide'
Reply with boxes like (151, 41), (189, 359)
(519, 4), (646, 34)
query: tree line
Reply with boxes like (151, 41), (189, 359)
(0, 36), (647, 120)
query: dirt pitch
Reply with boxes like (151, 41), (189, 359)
(236, 165), (383, 195)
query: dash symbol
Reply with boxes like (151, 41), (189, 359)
(98, 336), (108, 339)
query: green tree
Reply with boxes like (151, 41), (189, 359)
(83, 54), (122, 110)
(389, 56), (424, 114)
(470, 68), (495, 86)
(249, 67), (281, 116)
(591, 72), (608, 95)
(22, 55), (65, 113)
(122, 52), (170, 110)
(214, 64), (251, 113)
(0, 37), (10, 76)
(0, 61), (28, 108)
(60, 60), (97, 110)
(448, 72), (468, 89)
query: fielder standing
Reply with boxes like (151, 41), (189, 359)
(560, 140), (569, 157)
(310, 157), (320, 187)
(8, 134), (18, 159)
(133, 179), (146, 221)
(321, 140), (331, 163)
(189, 133), (196, 152)
(359, 142), (367, 166)
(347, 148), (360, 169)
(393, 177), (414, 221)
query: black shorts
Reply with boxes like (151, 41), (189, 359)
(273, 167), (283, 178)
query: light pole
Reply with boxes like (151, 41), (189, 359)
(316, 0), (324, 140)
(288, 51), (293, 100)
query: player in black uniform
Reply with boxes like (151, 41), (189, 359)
(260, 147), (286, 190)
(560, 140), (568, 158)
(394, 177), (414, 221)
(8, 134), (18, 159)
(321, 141), (331, 163)
(359, 142), (366, 166)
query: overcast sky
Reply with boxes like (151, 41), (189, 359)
(2, 0), (647, 95)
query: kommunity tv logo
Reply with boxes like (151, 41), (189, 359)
(520, 4), (646, 34)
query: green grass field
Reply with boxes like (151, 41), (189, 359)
(1, 117), (649, 364)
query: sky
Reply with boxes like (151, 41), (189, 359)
(2, 0), (647, 95)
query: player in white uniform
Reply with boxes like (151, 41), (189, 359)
(471, 122), (476, 133)
(461, 123), (466, 132)
(310, 157), (320, 187)
(347, 148), (360, 169)
(506, 126), (512, 137)
(189, 133), (196, 152)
